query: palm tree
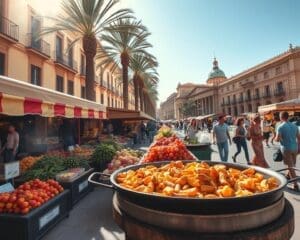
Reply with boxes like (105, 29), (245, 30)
(97, 19), (152, 109)
(41, 0), (132, 101)
(130, 54), (158, 110)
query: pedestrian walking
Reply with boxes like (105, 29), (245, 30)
(248, 115), (269, 168)
(186, 119), (198, 141)
(262, 118), (272, 147)
(270, 116), (280, 145)
(232, 118), (250, 164)
(275, 111), (300, 191)
(213, 115), (232, 162)
(146, 120), (156, 144)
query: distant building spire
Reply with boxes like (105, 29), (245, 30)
(213, 57), (219, 70)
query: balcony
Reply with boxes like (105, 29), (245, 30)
(100, 81), (107, 88)
(232, 99), (237, 105)
(26, 33), (50, 58)
(53, 51), (78, 73)
(274, 88), (285, 97)
(238, 97), (244, 103)
(225, 101), (231, 106)
(0, 16), (19, 41)
(244, 95), (252, 102)
(253, 94), (260, 100)
(263, 91), (272, 98)
(80, 65), (86, 76)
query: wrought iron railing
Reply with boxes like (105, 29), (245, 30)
(26, 33), (50, 57)
(274, 88), (285, 96)
(53, 51), (78, 71)
(263, 91), (272, 98)
(0, 16), (19, 41)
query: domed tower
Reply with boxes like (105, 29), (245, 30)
(207, 58), (227, 85)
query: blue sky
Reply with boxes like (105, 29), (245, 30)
(122, 0), (300, 103)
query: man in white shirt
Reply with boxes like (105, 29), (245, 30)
(1, 125), (19, 162)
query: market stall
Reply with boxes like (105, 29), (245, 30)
(0, 76), (107, 155)
(258, 98), (300, 114)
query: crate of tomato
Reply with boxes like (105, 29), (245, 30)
(0, 179), (70, 240)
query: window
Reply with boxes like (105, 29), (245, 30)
(31, 16), (41, 49)
(67, 80), (74, 95)
(56, 75), (64, 92)
(112, 98), (114, 107)
(0, 52), (5, 75)
(228, 107), (231, 115)
(56, 36), (63, 60)
(107, 72), (110, 88)
(233, 94), (236, 101)
(232, 84), (235, 90)
(80, 54), (85, 74)
(248, 104), (252, 112)
(254, 75), (257, 81)
(255, 88), (259, 97)
(234, 106), (238, 116)
(81, 86), (86, 99)
(247, 89), (251, 99)
(275, 66), (282, 75)
(227, 96), (230, 104)
(222, 97), (225, 104)
(67, 41), (73, 67)
(226, 85), (229, 91)
(277, 81), (283, 91)
(31, 65), (41, 86)
(240, 92), (243, 100)
(265, 85), (270, 94)
(108, 97), (110, 107)
(100, 94), (104, 104)
(240, 105), (244, 113)
(263, 71), (269, 79)
(115, 99), (117, 108)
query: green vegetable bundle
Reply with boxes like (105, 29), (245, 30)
(91, 143), (116, 171)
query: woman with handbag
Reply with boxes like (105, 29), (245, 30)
(248, 115), (270, 168)
(232, 118), (250, 164)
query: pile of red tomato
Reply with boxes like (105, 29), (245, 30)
(143, 136), (195, 163)
(0, 179), (64, 215)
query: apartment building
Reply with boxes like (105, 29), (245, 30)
(0, 0), (135, 110)
(159, 92), (176, 120)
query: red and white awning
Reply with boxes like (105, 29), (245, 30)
(0, 76), (106, 119)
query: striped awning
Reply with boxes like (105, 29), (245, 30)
(0, 76), (106, 119)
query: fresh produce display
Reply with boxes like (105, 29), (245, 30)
(103, 149), (143, 174)
(56, 168), (85, 182)
(142, 135), (195, 163)
(90, 143), (117, 171)
(101, 139), (123, 151)
(154, 126), (174, 140)
(184, 138), (199, 145)
(20, 156), (42, 173)
(116, 161), (279, 198)
(73, 146), (94, 159)
(21, 156), (90, 181)
(0, 179), (64, 214)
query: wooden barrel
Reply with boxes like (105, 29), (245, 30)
(115, 192), (285, 233)
(113, 195), (294, 240)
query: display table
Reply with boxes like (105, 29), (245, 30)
(0, 190), (70, 240)
(185, 143), (212, 160)
(113, 196), (294, 240)
(58, 168), (94, 208)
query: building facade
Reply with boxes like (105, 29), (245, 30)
(172, 46), (300, 119)
(0, 0), (136, 111)
(159, 92), (176, 120)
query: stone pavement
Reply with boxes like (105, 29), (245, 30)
(43, 135), (300, 240)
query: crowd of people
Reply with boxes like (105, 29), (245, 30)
(175, 111), (300, 191)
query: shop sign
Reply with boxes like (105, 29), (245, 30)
(39, 206), (60, 230)
(0, 161), (20, 180)
(78, 180), (88, 193)
(0, 183), (14, 193)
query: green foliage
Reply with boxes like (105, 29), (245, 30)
(180, 100), (197, 118)
(101, 139), (123, 151)
(91, 144), (117, 171)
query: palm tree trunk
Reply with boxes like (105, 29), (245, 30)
(133, 75), (139, 111)
(139, 81), (144, 112)
(121, 53), (129, 110)
(83, 36), (97, 101)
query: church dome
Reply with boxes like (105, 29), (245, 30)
(208, 58), (226, 79)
